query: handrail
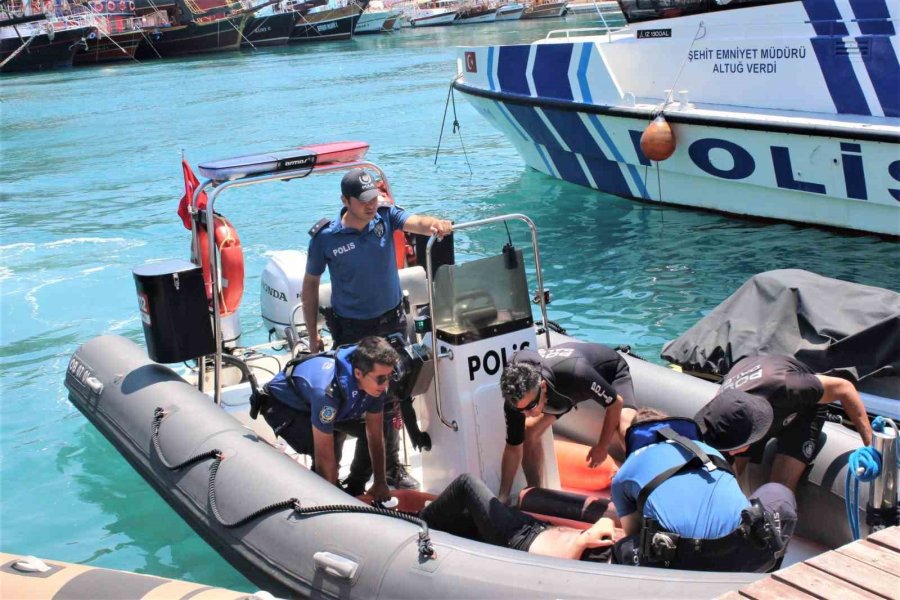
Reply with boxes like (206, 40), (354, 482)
(544, 25), (625, 40)
(424, 213), (550, 432)
(189, 159), (392, 405)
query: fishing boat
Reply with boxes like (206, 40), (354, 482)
(520, 0), (567, 19)
(354, 2), (400, 33)
(133, 0), (250, 59)
(241, 0), (306, 47)
(290, 1), (362, 41)
(64, 141), (898, 598)
(455, 1), (497, 24)
(494, 2), (525, 21)
(73, 2), (142, 64)
(403, 1), (457, 27)
(452, 0), (900, 237)
(1, 7), (96, 72)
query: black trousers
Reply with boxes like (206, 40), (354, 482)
(326, 307), (409, 483)
(420, 474), (548, 551)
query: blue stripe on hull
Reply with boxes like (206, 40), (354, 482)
(497, 45), (531, 95)
(544, 146), (591, 186)
(810, 38), (872, 115)
(861, 35), (900, 117)
(849, 0), (895, 34)
(504, 103), (558, 146)
(802, 0), (849, 36)
(533, 44), (575, 101)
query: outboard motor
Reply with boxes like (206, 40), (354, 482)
(260, 250), (308, 339)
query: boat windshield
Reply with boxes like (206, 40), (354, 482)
(431, 248), (533, 343)
(615, 0), (793, 24)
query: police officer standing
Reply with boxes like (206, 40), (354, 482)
(259, 336), (400, 502)
(498, 342), (635, 504)
(695, 354), (873, 491)
(301, 168), (453, 494)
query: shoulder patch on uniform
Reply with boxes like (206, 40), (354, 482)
(309, 218), (331, 238)
(319, 405), (337, 424)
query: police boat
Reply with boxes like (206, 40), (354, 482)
(65, 142), (899, 599)
(451, 0), (900, 237)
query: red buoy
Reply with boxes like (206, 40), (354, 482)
(640, 115), (676, 162)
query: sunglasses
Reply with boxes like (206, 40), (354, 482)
(514, 385), (542, 413)
(367, 371), (397, 386)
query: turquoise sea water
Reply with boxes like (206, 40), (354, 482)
(1, 18), (898, 592)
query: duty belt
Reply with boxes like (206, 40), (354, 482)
(324, 302), (404, 328)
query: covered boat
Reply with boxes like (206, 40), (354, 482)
(452, 0), (900, 236)
(64, 142), (898, 598)
(661, 269), (900, 416)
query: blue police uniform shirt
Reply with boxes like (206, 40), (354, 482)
(266, 347), (387, 434)
(306, 204), (409, 320)
(611, 440), (748, 539)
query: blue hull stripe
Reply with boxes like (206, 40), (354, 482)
(497, 101), (530, 141)
(849, 0), (895, 34)
(861, 35), (900, 117)
(802, 0), (849, 36)
(533, 44), (575, 101)
(544, 146), (590, 187)
(810, 38), (871, 115)
(504, 102), (559, 147)
(487, 46), (496, 91)
(586, 113), (650, 199)
(577, 43), (593, 104)
(534, 143), (558, 176)
(497, 45), (531, 96)
(542, 107), (606, 158)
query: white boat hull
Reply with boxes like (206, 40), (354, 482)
(355, 10), (391, 34)
(454, 0), (900, 236)
(409, 10), (457, 27)
(495, 5), (525, 20)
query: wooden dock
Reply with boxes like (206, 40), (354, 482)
(719, 527), (900, 600)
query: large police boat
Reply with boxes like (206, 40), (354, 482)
(451, 0), (900, 236)
(64, 142), (898, 598)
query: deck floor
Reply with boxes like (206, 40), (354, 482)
(718, 527), (900, 600)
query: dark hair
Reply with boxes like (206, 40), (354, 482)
(632, 407), (669, 425)
(351, 336), (400, 374)
(500, 362), (541, 406)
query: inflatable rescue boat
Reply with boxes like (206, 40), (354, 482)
(64, 142), (899, 599)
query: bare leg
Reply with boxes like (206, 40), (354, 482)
(522, 414), (557, 488)
(769, 454), (807, 492)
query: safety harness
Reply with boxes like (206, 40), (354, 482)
(250, 348), (349, 420)
(624, 418), (788, 572)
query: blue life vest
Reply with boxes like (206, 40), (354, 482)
(625, 417), (704, 457)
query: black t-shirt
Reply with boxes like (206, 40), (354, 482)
(720, 355), (824, 437)
(504, 343), (625, 446)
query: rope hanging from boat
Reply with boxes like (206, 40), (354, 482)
(435, 73), (473, 175)
(150, 407), (436, 559)
(654, 21), (706, 117)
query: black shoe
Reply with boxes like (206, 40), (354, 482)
(341, 478), (367, 497)
(386, 464), (420, 490)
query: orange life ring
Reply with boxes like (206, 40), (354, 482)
(375, 181), (414, 270)
(119, 0), (126, 10)
(197, 214), (245, 316)
(92, 1), (103, 11)
(106, 0), (115, 11)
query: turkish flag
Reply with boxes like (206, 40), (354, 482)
(177, 157), (207, 230)
(465, 51), (477, 73)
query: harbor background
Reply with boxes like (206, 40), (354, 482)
(2, 19), (898, 592)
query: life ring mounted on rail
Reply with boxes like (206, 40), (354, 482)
(375, 181), (415, 270)
(197, 213), (245, 316)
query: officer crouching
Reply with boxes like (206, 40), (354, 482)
(611, 397), (795, 572)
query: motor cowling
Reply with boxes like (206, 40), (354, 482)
(260, 250), (308, 339)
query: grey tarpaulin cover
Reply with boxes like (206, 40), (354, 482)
(661, 269), (900, 384)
